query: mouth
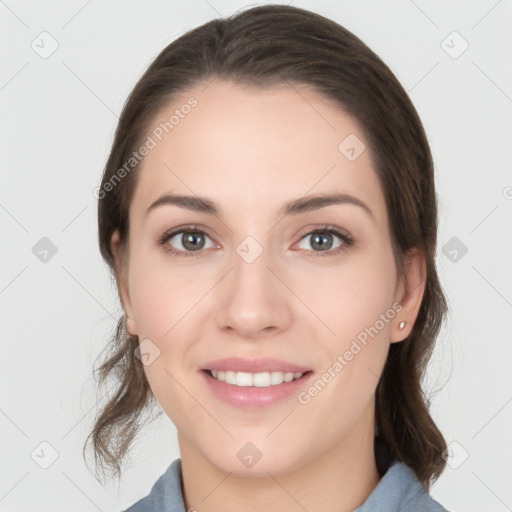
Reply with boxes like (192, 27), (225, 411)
(200, 357), (314, 409)
(203, 369), (312, 387)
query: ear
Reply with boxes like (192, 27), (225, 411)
(391, 247), (426, 343)
(111, 230), (138, 336)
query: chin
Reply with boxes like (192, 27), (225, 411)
(205, 441), (305, 478)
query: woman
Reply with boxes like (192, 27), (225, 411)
(85, 4), (451, 511)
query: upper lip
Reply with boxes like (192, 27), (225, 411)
(202, 357), (312, 374)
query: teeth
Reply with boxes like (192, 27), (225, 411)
(209, 370), (304, 387)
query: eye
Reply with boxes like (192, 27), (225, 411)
(158, 223), (353, 258)
(296, 224), (353, 256)
(158, 225), (217, 257)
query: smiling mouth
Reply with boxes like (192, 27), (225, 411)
(204, 369), (312, 387)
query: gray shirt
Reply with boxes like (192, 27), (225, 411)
(123, 458), (450, 511)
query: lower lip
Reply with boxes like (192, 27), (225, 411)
(200, 370), (313, 410)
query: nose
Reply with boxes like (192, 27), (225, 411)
(214, 244), (293, 339)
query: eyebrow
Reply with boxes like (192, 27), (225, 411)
(145, 192), (374, 221)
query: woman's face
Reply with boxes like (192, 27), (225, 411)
(112, 80), (422, 476)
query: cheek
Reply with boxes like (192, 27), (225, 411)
(128, 255), (200, 424)
(127, 250), (212, 405)
(299, 247), (398, 343)
(294, 258), (397, 436)
(129, 235), (398, 351)
(128, 247), (208, 337)
(298, 247), (397, 401)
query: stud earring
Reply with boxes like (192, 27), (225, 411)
(399, 321), (406, 330)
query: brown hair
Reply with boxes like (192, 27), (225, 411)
(84, 4), (448, 491)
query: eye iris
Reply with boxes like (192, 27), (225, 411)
(182, 232), (205, 251)
(311, 233), (333, 251)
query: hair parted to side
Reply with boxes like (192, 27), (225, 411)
(84, 4), (448, 490)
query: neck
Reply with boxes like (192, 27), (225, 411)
(179, 421), (381, 512)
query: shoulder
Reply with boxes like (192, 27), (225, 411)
(354, 460), (452, 512)
(120, 458), (186, 512)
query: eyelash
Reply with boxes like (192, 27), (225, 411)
(157, 223), (353, 258)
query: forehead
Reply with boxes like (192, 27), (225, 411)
(130, 79), (387, 226)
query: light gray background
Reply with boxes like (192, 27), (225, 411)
(1, 1), (511, 511)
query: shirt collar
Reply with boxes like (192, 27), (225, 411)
(146, 458), (445, 512)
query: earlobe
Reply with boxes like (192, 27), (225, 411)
(124, 316), (138, 337)
(391, 247), (426, 343)
(110, 230), (138, 336)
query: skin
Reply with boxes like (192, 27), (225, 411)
(111, 79), (426, 512)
